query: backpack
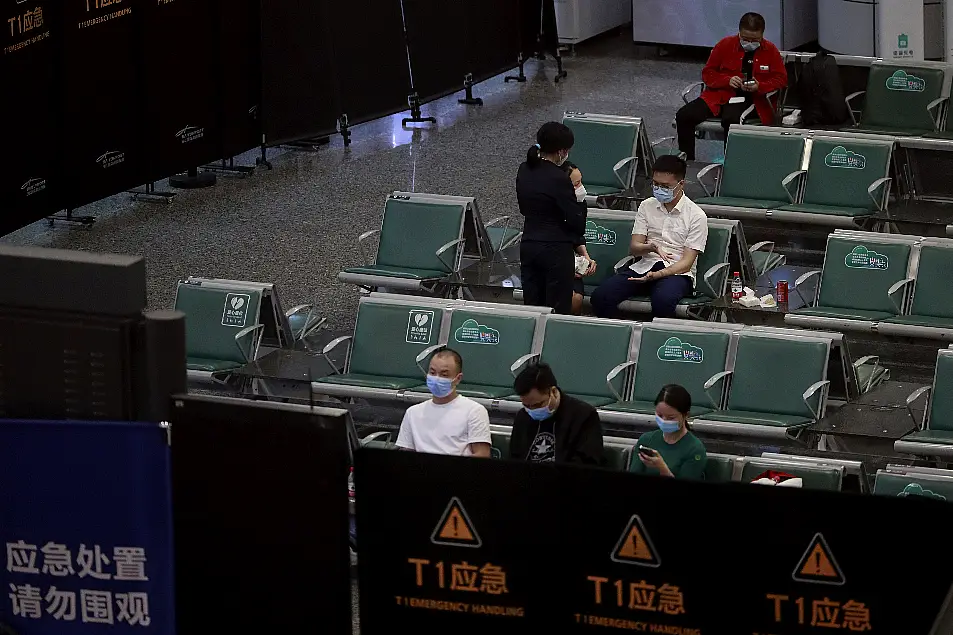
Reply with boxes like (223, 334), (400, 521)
(798, 51), (849, 126)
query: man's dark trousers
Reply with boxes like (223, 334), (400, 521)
(590, 261), (694, 319)
(675, 97), (750, 160)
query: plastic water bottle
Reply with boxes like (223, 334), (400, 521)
(731, 272), (743, 300)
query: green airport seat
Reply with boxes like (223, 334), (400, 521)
(844, 62), (947, 135)
(338, 197), (467, 291)
(314, 298), (447, 398)
(880, 240), (953, 341)
(602, 325), (731, 418)
(697, 332), (832, 439)
(895, 348), (953, 458)
(604, 443), (632, 471)
(580, 212), (640, 297)
(563, 114), (641, 196)
(491, 432), (511, 460)
(511, 316), (635, 408)
(426, 307), (541, 399)
(873, 469), (953, 501)
(776, 137), (892, 221)
(786, 232), (916, 333)
(741, 458), (844, 491)
(703, 453), (736, 483)
(695, 129), (806, 211)
(174, 283), (264, 376)
(619, 220), (732, 317)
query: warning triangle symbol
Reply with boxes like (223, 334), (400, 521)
(430, 497), (482, 548)
(610, 515), (661, 568)
(792, 533), (845, 586)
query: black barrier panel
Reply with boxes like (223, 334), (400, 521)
(260, 0), (338, 146)
(171, 395), (352, 635)
(60, 0), (145, 209)
(517, 0), (542, 60)
(463, 0), (520, 85)
(357, 449), (561, 633)
(325, 0), (411, 126)
(402, 0), (467, 104)
(358, 451), (953, 634)
(140, 0), (222, 181)
(0, 1), (58, 234)
(218, 0), (260, 158)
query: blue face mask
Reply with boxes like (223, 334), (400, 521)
(741, 40), (761, 53)
(656, 415), (681, 434)
(426, 375), (454, 398)
(653, 184), (676, 204)
(525, 392), (555, 421)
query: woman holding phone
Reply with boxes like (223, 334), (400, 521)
(630, 384), (707, 479)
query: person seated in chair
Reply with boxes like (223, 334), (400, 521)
(590, 155), (707, 319)
(674, 12), (787, 160)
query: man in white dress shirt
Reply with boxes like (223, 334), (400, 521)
(590, 155), (708, 319)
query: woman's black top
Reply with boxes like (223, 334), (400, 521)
(516, 159), (587, 244)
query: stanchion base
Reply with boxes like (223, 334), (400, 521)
(402, 116), (436, 126)
(169, 172), (217, 189)
(504, 74), (527, 83)
(458, 97), (484, 105)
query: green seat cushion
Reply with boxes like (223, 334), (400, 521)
(187, 358), (243, 373)
(342, 265), (448, 280)
(315, 373), (423, 390)
(778, 203), (874, 218)
(457, 384), (516, 399)
(562, 118), (638, 190)
(585, 184), (625, 196)
(908, 246), (953, 320)
(704, 455), (735, 483)
(372, 198), (464, 274)
(883, 315), (953, 328)
(703, 409), (813, 428)
(625, 294), (714, 307)
(794, 306), (894, 321)
(696, 196), (785, 209)
(601, 400), (712, 417)
(900, 430), (953, 445)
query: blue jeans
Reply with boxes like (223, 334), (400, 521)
(590, 261), (694, 319)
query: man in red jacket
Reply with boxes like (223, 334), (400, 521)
(675, 12), (787, 160)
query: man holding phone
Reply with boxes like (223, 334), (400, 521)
(674, 12), (788, 160)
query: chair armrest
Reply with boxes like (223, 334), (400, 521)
(781, 170), (807, 204)
(853, 355), (880, 393)
(844, 91), (865, 125)
(416, 344), (446, 374)
(696, 163), (722, 198)
(651, 135), (676, 148)
(802, 380), (831, 421)
(793, 270), (821, 307)
(701, 262), (731, 298)
(867, 177), (892, 211)
(435, 238), (466, 270)
(906, 385), (932, 429)
(510, 353), (540, 378)
(887, 277), (915, 314)
(321, 335), (352, 375)
(703, 370), (733, 409)
(613, 156), (638, 189)
(357, 229), (381, 267)
(681, 80), (705, 104)
(361, 431), (392, 446)
(485, 216), (510, 227)
(606, 361), (637, 402)
(234, 324), (265, 363)
(286, 303), (312, 317)
(614, 255), (635, 270)
(928, 97), (948, 130)
(285, 303), (326, 341)
(749, 241), (776, 275)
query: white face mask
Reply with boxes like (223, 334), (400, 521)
(557, 151), (570, 166)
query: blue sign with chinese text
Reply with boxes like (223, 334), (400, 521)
(0, 420), (174, 635)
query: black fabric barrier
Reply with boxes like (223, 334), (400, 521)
(0, 0), (58, 234)
(463, 0), (520, 85)
(357, 449), (953, 634)
(171, 395), (352, 635)
(402, 0), (467, 105)
(140, 0), (222, 181)
(325, 0), (410, 126)
(60, 0), (145, 210)
(260, 0), (339, 146)
(218, 0), (261, 158)
(517, 0), (542, 61)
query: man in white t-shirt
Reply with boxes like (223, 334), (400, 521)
(590, 155), (708, 318)
(395, 349), (492, 457)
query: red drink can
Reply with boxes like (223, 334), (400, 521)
(777, 280), (789, 303)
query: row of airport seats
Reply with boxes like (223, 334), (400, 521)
(784, 231), (953, 342)
(313, 294), (886, 441)
(173, 278), (323, 382)
(514, 212), (784, 318)
(696, 126), (894, 228)
(895, 345), (953, 459)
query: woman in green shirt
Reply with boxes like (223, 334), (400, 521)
(631, 384), (708, 479)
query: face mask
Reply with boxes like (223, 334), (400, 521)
(525, 391), (555, 421)
(741, 40), (760, 52)
(426, 375), (454, 398)
(557, 151), (570, 166)
(653, 184), (677, 204)
(656, 415), (681, 434)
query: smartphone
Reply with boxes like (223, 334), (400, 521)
(638, 445), (658, 458)
(743, 79), (756, 87)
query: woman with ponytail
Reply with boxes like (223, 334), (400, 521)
(516, 122), (596, 314)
